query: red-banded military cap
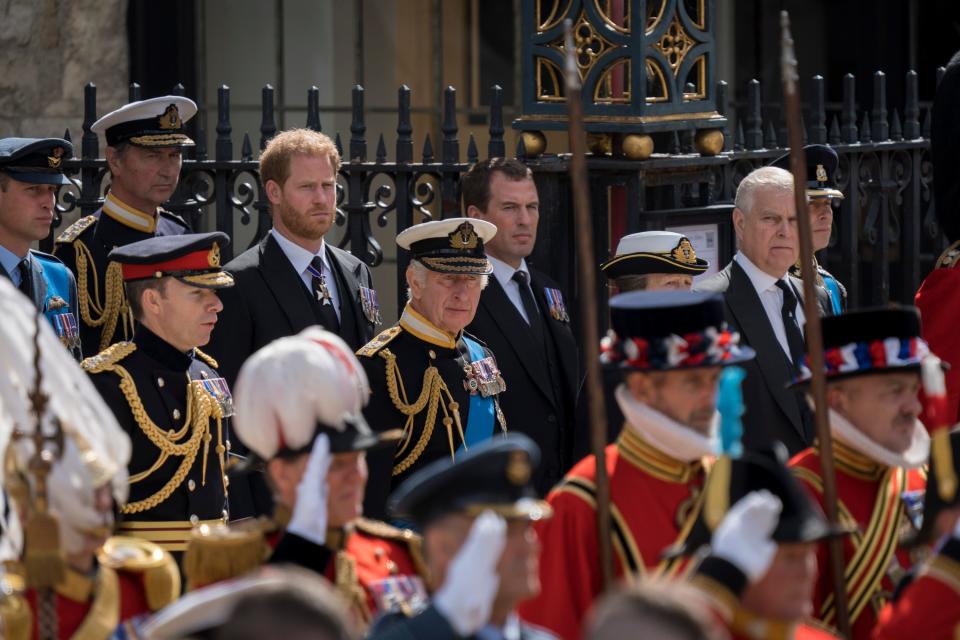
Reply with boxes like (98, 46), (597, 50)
(108, 231), (234, 289)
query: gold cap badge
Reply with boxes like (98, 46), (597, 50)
(449, 221), (480, 250)
(47, 146), (65, 169)
(208, 243), (221, 268)
(159, 104), (183, 131)
(671, 238), (697, 265)
(815, 164), (828, 183)
(506, 451), (531, 486)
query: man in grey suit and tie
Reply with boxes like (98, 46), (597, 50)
(695, 166), (830, 455)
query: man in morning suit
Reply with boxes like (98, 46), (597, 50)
(54, 96), (195, 357)
(0, 137), (82, 358)
(695, 166), (830, 455)
(464, 158), (579, 495)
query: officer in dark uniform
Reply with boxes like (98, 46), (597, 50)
(0, 137), (82, 358)
(55, 96), (195, 357)
(771, 144), (847, 314)
(369, 434), (556, 640)
(83, 231), (235, 554)
(358, 217), (508, 520)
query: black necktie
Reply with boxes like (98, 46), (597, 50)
(775, 280), (806, 369)
(17, 259), (32, 299)
(309, 256), (341, 333)
(513, 271), (545, 347)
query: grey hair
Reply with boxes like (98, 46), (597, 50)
(734, 166), (794, 215)
(406, 259), (489, 300)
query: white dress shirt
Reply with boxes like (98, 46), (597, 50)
(270, 229), (341, 320)
(734, 251), (805, 363)
(488, 254), (537, 324)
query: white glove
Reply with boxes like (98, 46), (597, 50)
(433, 510), (507, 636)
(711, 489), (782, 582)
(286, 434), (331, 546)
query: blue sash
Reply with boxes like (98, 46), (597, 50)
(458, 335), (496, 452)
(822, 274), (843, 315)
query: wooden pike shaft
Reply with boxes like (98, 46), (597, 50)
(780, 11), (852, 638)
(562, 18), (614, 591)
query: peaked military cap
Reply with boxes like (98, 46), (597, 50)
(664, 447), (849, 559)
(600, 290), (755, 371)
(92, 95), (197, 147)
(396, 217), (497, 275)
(389, 434), (552, 526)
(770, 144), (844, 200)
(601, 231), (709, 279)
(0, 137), (73, 185)
(108, 231), (234, 289)
(793, 305), (933, 385)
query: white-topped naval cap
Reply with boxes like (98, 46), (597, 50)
(92, 95), (198, 147)
(601, 230), (709, 278)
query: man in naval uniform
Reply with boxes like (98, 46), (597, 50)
(789, 306), (930, 639)
(0, 275), (179, 640)
(0, 137), (82, 359)
(519, 290), (755, 640)
(82, 232), (235, 555)
(358, 217), (507, 521)
(770, 144), (847, 315)
(54, 95), (195, 357)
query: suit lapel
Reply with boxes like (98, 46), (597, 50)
(258, 234), (319, 332)
(530, 271), (579, 398)
(29, 256), (48, 311)
(479, 277), (556, 403)
(725, 261), (805, 439)
(327, 246), (363, 325)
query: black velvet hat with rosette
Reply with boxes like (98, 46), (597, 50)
(600, 290), (755, 372)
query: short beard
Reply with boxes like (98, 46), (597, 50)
(277, 199), (330, 241)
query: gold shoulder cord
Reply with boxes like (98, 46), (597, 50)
(379, 349), (465, 475)
(68, 565), (120, 640)
(85, 343), (228, 514)
(75, 241), (133, 352)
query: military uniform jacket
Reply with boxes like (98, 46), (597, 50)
(789, 258), (847, 316)
(915, 239), (960, 425)
(517, 426), (705, 640)
(2, 249), (82, 360)
(84, 326), (230, 537)
(467, 266), (579, 495)
(873, 536), (960, 640)
(358, 306), (507, 521)
(790, 441), (926, 640)
(54, 195), (190, 358)
(13, 537), (179, 640)
(206, 233), (378, 388)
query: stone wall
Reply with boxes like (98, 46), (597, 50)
(0, 0), (128, 140)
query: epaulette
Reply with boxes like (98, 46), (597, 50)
(935, 239), (960, 269)
(193, 348), (219, 369)
(81, 341), (137, 373)
(55, 215), (97, 244)
(357, 325), (402, 357)
(159, 209), (190, 230)
(354, 518), (429, 579)
(97, 537), (181, 611)
(183, 523), (267, 590)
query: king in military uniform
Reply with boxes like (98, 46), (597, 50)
(54, 96), (195, 357)
(82, 232), (235, 554)
(788, 306), (930, 639)
(358, 217), (507, 521)
(0, 275), (179, 640)
(182, 328), (429, 628)
(519, 290), (756, 640)
(0, 137), (82, 359)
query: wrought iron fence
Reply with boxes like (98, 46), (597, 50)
(49, 67), (944, 323)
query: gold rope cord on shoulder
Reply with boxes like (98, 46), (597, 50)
(380, 350), (465, 476)
(334, 551), (373, 626)
(75, 242), (133, 351)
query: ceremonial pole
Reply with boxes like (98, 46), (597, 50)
(780, 12), (852, 638)
(562, 19), (614, 590)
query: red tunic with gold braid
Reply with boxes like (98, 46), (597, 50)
(915, 243), (960, 425)
(872, 537), (960, 640)
(517, 426), (706, 640)
(789, 442), (926, 640)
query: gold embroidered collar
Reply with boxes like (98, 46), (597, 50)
(102, 192), (157, 233)
(399, 304), (458, 349)
(833, 439), (886, 482)
(617, 427), (703, 484)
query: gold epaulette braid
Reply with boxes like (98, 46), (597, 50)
(84, 342), (227, 514)
(193, 348), (219, 369)
(75, 241), (133, 351)
(380, 349), (465, 476)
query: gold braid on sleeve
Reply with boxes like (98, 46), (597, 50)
(75, 241), (133, 351)
(381, 349), (465, 476)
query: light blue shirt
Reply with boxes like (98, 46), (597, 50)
(0, 244), (29, 288)
(270, 229), (341, 320)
